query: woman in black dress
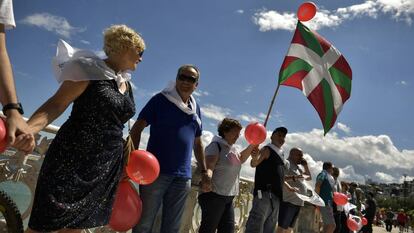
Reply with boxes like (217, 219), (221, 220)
(20, 25), (145, 233)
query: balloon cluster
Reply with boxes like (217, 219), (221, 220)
(0, 118), (7, 152)
(110, 149), (160, 231)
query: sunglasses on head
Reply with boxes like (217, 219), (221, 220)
(177, 74), (198, 83)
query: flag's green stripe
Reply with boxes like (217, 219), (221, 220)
(321, 79), (334, 134)
(279, 59), (313, 84)
(329, 67), (352, 94)
(297, 22), (324, 57)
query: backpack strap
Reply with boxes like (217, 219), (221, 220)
(214, 141), (221, 153)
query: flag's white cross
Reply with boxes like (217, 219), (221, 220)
(287, 43), (344, 114)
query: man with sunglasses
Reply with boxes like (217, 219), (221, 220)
(131, 64), (210, 233)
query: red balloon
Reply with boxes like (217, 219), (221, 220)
(297, 2), (317, 22)
(0, 118), (7, 152)
(361, 217), (368, 226)
(126, 150), (160, 185)
(347, 217), (359, 231)
(244, 122), (267, 145)
(109, 180), (142, 231)
(333, 192), (348, 206)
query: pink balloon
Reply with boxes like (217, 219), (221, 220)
(109, 180), (142, 231)
(126, 150), (160, 185)
(333, 192), (348, 206)
(347, 217), (359, 231)
(361, 217), (368, 226)
(0, 118), (7, 152)
(244, 122), (267, 145)
(297, 2), (317, 22)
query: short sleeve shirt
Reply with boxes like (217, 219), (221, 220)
(316, 170), (333, 206)
(0, 0), (15, 29)
(138, 93), (202, 178)
(205, 140), (241, 196)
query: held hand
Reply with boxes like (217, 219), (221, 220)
(13, 133), (36, 154)
(250, 145), (260, 158)
(6, 112), (36, 154)
(300, 158), (308, 166)
(200, 172), (212, 192)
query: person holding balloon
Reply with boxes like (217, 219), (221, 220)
(130, 64), (210, 233)
(0, 0), (35, 153)
(315, 161), (336, 233)
(198, 118), (257, 233)
(245, 126), (294, 233)
(15, 24), (146, 233)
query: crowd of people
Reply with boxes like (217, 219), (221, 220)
(1, 1), (413, 233)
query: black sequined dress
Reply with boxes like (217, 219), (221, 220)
(28, 79), (135, 231)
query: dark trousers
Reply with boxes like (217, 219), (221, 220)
(385, 220), (393, 232)
(198, 192), (235, 233)
(361, 220), (374, 233)
(333, 210), (341, 233)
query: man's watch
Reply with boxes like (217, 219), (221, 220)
(2, 103), (24, 115)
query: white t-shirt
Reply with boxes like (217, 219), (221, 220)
(0, 0), (15, 29)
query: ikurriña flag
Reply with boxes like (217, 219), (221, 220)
(279, 21), (352, 135)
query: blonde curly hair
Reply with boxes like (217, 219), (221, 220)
(103, 24), (146, 56)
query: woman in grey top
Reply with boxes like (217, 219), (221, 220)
(198, 118), (257, 233)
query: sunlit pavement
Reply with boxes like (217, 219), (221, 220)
(373, 225), (412, 233)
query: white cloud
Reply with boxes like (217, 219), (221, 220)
(236, 9), (244, 14)
(245, 85), (254, 93)
(337, 122), (351, 134)
(253, 0), (414, 31)
(375, 172), (396, 183)
(80, 40), (90, 45)
(201, 104), (232, 122)
(237, 113), (266, 123)
(21, 13), (85, 38)
(193, 90), (210, 97)
(396, 80), (408, 85)
(94, 50), (106, 59)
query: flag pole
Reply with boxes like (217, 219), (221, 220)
(263, 82), (281, 127)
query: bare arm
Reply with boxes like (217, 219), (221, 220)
(129, 119), (148, 149)
(239, 144), (257, 164)
(0, 25), (34, 151)
(193, 137), (206, 171)
(302, 163), (312, 181)
(315, 181), (322, 195)
(250, 146), (269, 167)
(194, 137), (212, 192)
(27, 81), (89, 134)
(0, 25), (17, 105)
(205, 154), (219, 175)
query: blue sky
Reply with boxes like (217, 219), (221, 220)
(8, 0), (414, 184)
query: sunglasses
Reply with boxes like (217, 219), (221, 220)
(177, 74), (198, 83)
(137, 50), (144, 57)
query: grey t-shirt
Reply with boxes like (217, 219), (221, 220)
(205, 139), (242, 196)
(282, 159), (307, 206)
